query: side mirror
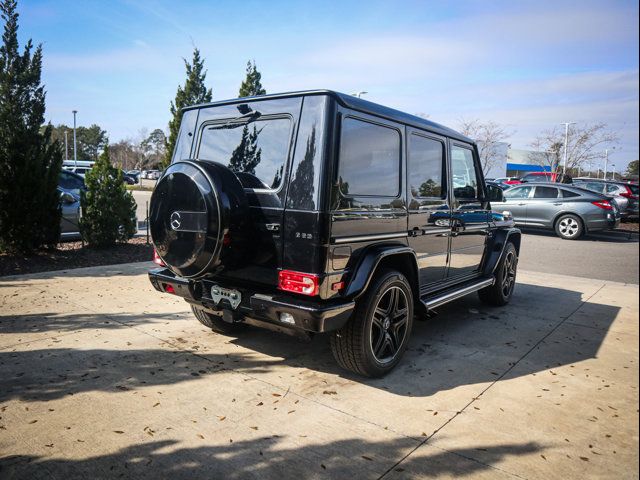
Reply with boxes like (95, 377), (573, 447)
(60, 191), (76, 204)
(486, 184), (505, 203)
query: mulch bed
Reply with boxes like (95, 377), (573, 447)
(0, 237), (153, 277)
(618, 220), (639, 233)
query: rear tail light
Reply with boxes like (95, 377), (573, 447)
(153, 249), (166, 266)
(592, 200), (613, 210)
(278, 270), (319, 296)
(620, 187), (638, 200)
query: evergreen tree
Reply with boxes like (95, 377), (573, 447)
(238, 60), (266, 97)
(164, 48), (212, 169)
(80, 146), (136, 248)
(228, 125), (263, 176)
(0, 0), (62, 253)
(288, 126), (317, 208)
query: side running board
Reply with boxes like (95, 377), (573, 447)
(421, 277), (494, 310)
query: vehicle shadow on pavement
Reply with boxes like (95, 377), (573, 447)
(0, 283), (620, 402)
(0, 437), (544, 479)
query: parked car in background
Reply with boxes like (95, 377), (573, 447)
(494, 177), (522, 185)
(572, 179), (639, 219)
(498, 183), (620, 239)
(59, 189), (81, 239)
(520, 172), (572, 184)
(486, 180), (510, 191)
(123, 173), (137, 185)
(146, 170), (161, 180)
(58, 169), (86, 196)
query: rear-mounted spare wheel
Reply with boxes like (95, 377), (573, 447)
(150, 160), (247, 278)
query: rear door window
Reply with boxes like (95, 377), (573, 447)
(561, 189), (580, 198)
(338, 117), (400, 197)
(408, 134), (445, 198)
(533, 186), (559, 198)
(198, 117), (292, 190)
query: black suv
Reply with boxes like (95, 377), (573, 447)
(148, 90), (520, 377)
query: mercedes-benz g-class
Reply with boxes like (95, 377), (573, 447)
(148, 90), (520, 377)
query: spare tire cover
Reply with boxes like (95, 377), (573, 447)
(150, 161), (246, 278)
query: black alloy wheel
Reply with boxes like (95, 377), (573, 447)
(331, 269), (414, 377)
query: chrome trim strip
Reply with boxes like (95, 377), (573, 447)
(424, 278), (494, 310)
(332, 232), (408, 244)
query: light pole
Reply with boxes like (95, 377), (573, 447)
(352, 91), (367, 98)
(560, 122), (575, 175)
(64, 130), (68, 161)
(610, 164), (616, 181)
(603, 149), (608, 180)
(72, 110), (78, 167)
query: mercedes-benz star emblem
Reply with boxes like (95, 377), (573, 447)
(170, 211), (182, 230)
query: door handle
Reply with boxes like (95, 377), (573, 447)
(553, 202), (563, 206)
(517, 203), (526, 206)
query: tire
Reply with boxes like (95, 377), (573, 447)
(478, 242), (518, 306)
(330, 269), (414, 378)
(554, 214), (584, 240)
(191, 305), (244, 335)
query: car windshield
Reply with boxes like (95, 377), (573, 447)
(198, 117), (292, 190)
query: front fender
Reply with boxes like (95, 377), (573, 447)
(482, 228), (521, 276)
(343, 245), (419, 299)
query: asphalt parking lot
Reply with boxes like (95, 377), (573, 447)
(0, 236), (638, 479)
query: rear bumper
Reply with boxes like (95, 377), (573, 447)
(148, 268), (354, 333)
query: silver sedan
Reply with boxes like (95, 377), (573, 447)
(495, 183), (620, 240)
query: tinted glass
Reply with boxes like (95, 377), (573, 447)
(629, 184), (639, 195)
(534, 186), (559, 199)
(561, 189), (580, 198)
(58, 171), (84, 193)
(606, 184), (621, 194)
(409, 134), (445, 198)
(198, 117), (292, 189)
(450, 145), (478, 199)
(504, 186), (533, 199)
(338, 118), (400, 196)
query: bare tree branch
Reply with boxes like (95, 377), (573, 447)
(528, 123), (618, 173)
(458, 119), (513, 175)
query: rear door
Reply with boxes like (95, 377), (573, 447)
(406, 130), (449, 286)
(527, 186), (561, 226)
(447, 142), (490, 280)
(193, 97), (303, 287)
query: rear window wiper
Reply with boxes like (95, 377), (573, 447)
(214, 110), (262, 129)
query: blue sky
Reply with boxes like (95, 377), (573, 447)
(19, 0), (640, 170)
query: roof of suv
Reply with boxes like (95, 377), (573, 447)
(184, 89), (473, 144)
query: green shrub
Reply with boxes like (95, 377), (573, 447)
(80, 146), (136, 247)
(0, 0), (63, 253)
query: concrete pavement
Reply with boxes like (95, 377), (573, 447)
(0, 263), (638, 479)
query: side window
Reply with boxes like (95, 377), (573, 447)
(561, 189), (580, 198)
(585, 182), (605, 193)
(504, 186), (533, 199)
(408, 134), (445, 199)
(338, 117), (400, 197)
(606, 184), (620, 194)
(450, 145), (479, 200)
(534, 186), (559, 199)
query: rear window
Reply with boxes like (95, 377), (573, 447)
(338, 117), (400, 197)
(561, 189), (580, 198)
(198, 117), (292, 190)
(629, 184), (639, 195)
